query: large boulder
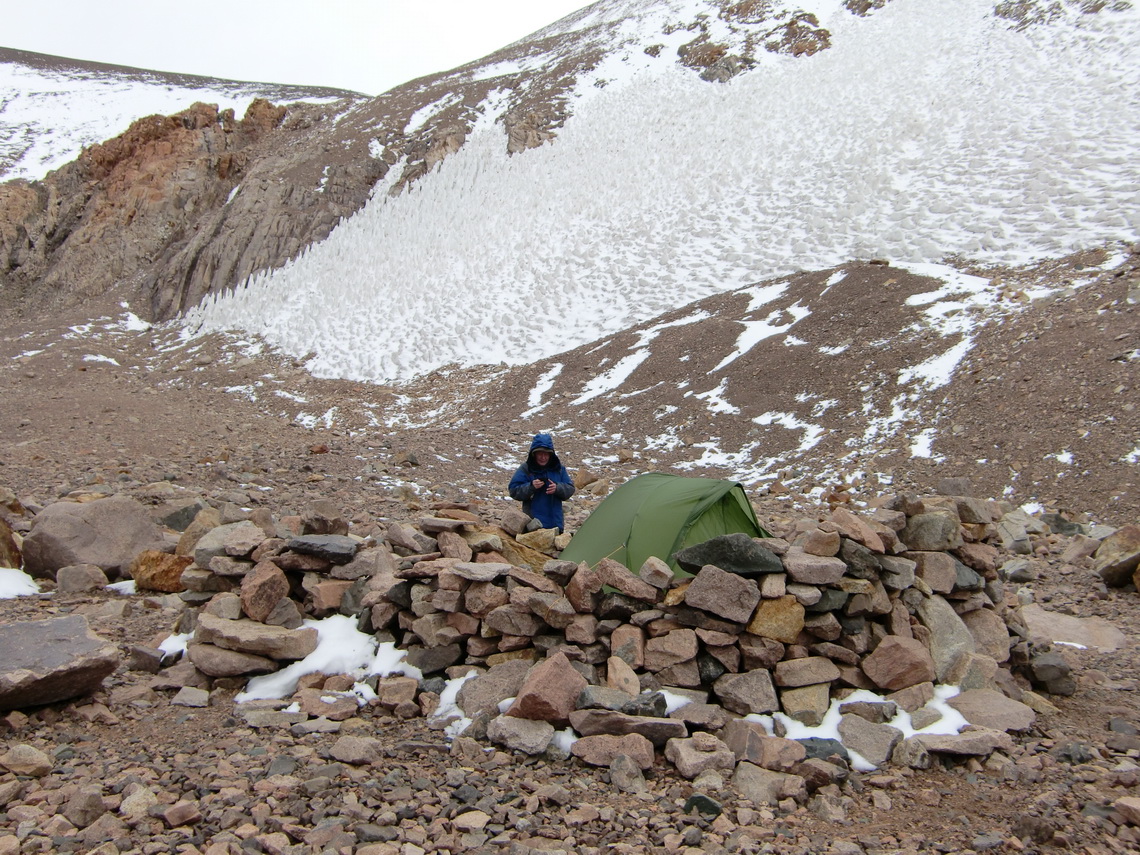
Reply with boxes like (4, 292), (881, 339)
(0, 615), (119, 710)
(21, 495), (166, 579)
(1094, 525), (1140, 587)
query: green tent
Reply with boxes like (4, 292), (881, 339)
(559, 473), (770, 575)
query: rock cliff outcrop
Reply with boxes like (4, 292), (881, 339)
(0, 97), (385, 318)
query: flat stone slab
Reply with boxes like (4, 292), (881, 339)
(1021, 604), (1125, 653)
(947, 689), (1036, 732)
(0, 615), (119, 710)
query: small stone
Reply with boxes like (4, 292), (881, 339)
(0, 744), (53, 776)
(609, 754), (648, 793)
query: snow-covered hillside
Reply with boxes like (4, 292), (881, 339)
(0, 47), (359, 181)
(184, 0), (1140, 384)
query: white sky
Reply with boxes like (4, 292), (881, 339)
(3, 0), (592, 95)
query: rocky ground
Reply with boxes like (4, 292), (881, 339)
(1, 292), (1139, 855)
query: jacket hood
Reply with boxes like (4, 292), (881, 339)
(529, 433), (555, 453)
(526, 433), (561, 469)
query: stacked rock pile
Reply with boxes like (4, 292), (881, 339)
(7, 478), (1139, 799)
(146, 487), (1109, 794)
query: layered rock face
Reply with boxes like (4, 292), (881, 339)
(0, 97), (382, 318)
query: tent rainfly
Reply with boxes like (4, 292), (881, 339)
(558, 472), (770, 575)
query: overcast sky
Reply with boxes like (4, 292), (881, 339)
(4, 1), (592, 95)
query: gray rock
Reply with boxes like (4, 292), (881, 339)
(487, 715), (555, 755)
(578, 685), (636, 711)
(156, 498), (210, 532)
(0, 615), (119, 710)
(55, 563), (110, 593)
(837, 714), (903, 768)
(999, 557), (1037, 583)
(456, 659), (533, 717)
(731, 762), (805, 806)
(171, 687), (211, 707)
(287, 534), (359, 565)
(609, 754), (648, 793)
(839, 538), (880, 579)
(193, 521), (265, 568)
(194, 613), (318, 660)
(567, 709), (688, 746)
(900, 512), (962, 552)
(63, 787), (106, 828)
(995, 516), (1032, 555)
(22, 495), (167, 579)
(947, 689), (1036, 732)
(674, 533), (783, 577)
(877, 555), (916, 590)
(916, 594), (977, 681)
(1028, 651), (1077, 695)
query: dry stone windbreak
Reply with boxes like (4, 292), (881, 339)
(3, 483), (1133, 793)
(153, 488), (1088, 784)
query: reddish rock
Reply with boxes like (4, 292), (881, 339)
(0, 517), (20, 569)
(186, 642), (275, 677)
(296, 688), (359, 721)
(565, 614), (599, 644)
(644, 629), (699, 671)
(506, 652), (587, 724)
(308, 579), (353, 613)
(954, 542), (999, 574)
(464, 581), (510, 616)
(830, 507), (886, 553)
(596, 557), (659, 602)
(566, 563), (605, 612)
(665, 732), (736, 779)
(609, 624), (646, 668)
(773, 656), (840, 688)
(572, 733), (655, 769)
(606, 656), (640, 696)
(714, 668), (779, 715)
(683, 564), (761, 624)
(161, 801), (202, 828)
(240, 561), (291, 623)
(906, 551), (958, 594)
(437, 530), (473, 560)
(721, 720), (806, 770)
(782, 548), (846, 585)
(862, 636), (936, 691)
(1094, 525), (1140, 587)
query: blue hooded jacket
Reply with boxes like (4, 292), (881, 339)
(508, 433), (575, 531)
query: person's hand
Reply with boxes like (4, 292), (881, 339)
(532, 478), (545, 490)
(545, 482), (556, 495)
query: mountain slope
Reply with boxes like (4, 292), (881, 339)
(183, 0), (1140, 383)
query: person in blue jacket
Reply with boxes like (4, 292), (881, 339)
(508, 433), (575, 532)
